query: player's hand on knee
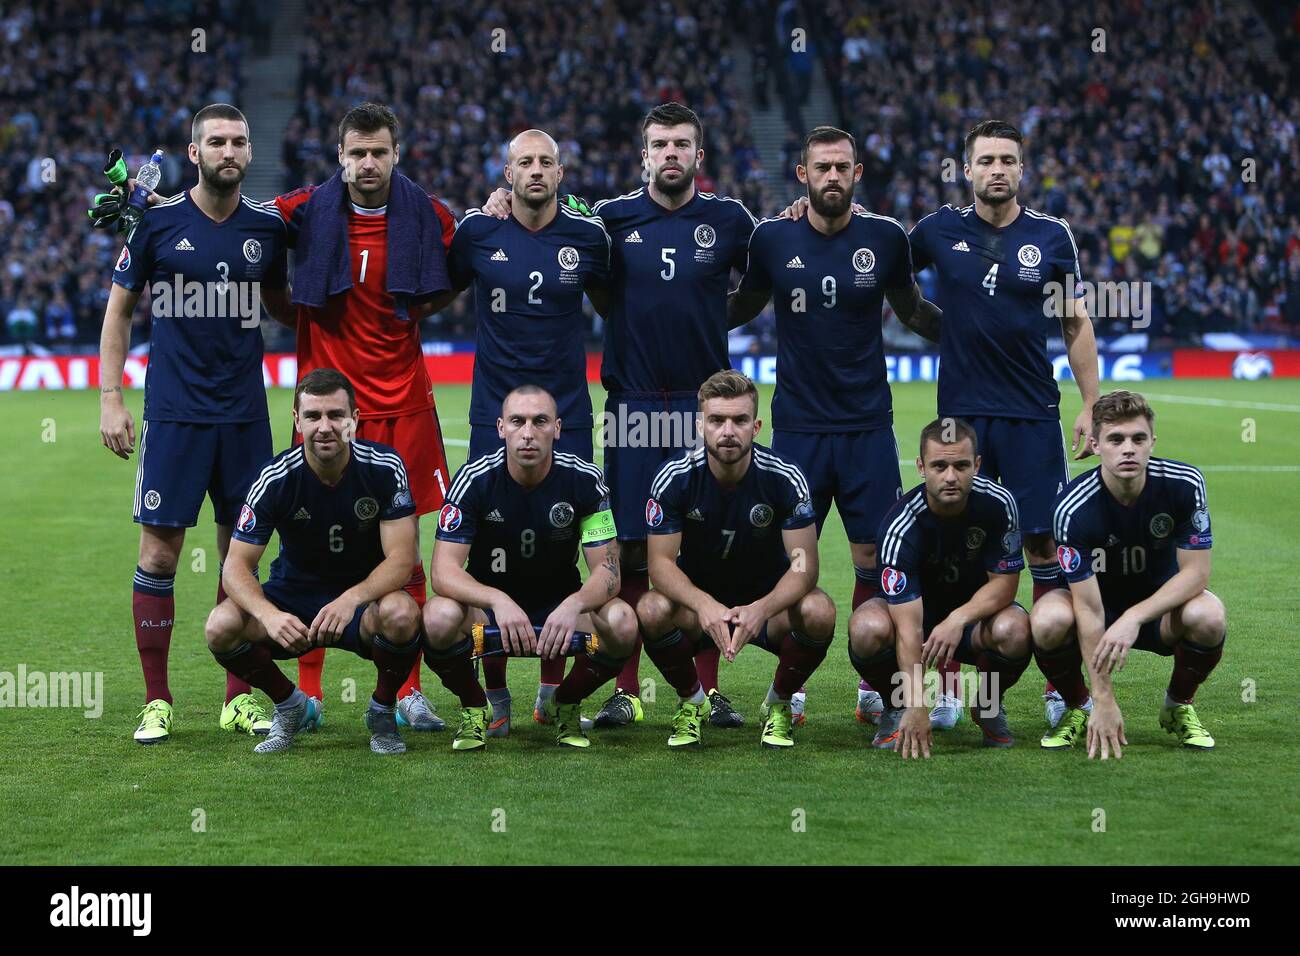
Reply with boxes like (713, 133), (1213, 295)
(922, 618), (962, 668)
(482, 187), (512, 219)
(99, 404), (135, 459)
(310, 596), (359, 647)
(723, 603), (764, 661)
(492, 598), (534, 656)
(897, 708), (932, 760)
(697, 598), (732, 655)
(261, 610), (310, 655)
(1094, 617), (1139, 674)
(1086, 698), (1126, 761)
(539, 598), (580, 659)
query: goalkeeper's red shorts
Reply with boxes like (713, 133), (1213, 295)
(357, 407), (450, 517)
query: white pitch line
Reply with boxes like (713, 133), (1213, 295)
(1139, 392), (1300, 413)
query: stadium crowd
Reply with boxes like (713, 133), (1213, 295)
(3, 0), (1299, 349)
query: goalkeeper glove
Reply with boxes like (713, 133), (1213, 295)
(561, 193), (594, 216)
(88, 187), (129, 233)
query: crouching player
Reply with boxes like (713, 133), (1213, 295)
(421, 385), (636, 750)
(1035, 390), (1225, 758)
(205, 369), (423, 754)
(636, 370), (835, 749)
(852, 417), (1031, 757)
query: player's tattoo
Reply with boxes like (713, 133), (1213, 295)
(100, 385), (122, 394)
(898, 295), (941, 344)
(602, 541), (620, 597)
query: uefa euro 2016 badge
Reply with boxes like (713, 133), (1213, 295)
(645, 498), (664, 528)
(1057, 545), (1082, 573)
(881, 566), (907, 596)
(438, 503), (462, 533)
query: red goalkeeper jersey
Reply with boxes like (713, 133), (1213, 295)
(274, 186), (457, 420)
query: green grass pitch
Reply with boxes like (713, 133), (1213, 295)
(1, 378), (1297, 865)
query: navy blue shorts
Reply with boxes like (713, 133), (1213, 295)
(1105, 605), (1170, 656)
(467, 423), (595, 466)
(260, 577), (371, 661)
(483, 599), (564, 631)
(134, 420), (272, 528)
(771, 428), (903, 543)
(603, 393), (700, 542)
(960, 416), (1069, 535)
(923, 602), (1027, 664)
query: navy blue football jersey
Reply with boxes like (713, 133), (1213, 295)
(646, 443), (816, 603)
(877, 476), (1025, 621)
(435, 450), (617, 609)
(233, 439), (416, 588)
(591, 188), (756, 393)
(112, 191), (288, 423)
(738, 212), (912, 431)
(448, 207), (610, 428)
(1053, 457), (1211, 612)
(909, 204), (1083, 421)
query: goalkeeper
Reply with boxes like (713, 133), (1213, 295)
(420, 385), (635, 752)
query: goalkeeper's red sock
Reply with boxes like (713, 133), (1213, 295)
(396, 563), (427, 698)
(216, 571), (252, 703)
(297, 648), (325, 701)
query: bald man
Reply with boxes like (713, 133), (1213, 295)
(426, 129), (613, 729)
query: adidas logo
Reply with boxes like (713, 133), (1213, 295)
(174, 238), (195, 251)
(687, 508), (704, 521)
(951, 241), (971, 252)
(490, 249), (509, 262)
(785, 256), (805, 269)
(624, 230), (643, 243)
(293, 507), (311, 521)
(485, 509), (505, 522)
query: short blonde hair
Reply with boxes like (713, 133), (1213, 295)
(697, 369), (758, 415)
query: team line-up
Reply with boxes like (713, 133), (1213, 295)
(92, 101), (1225, 759)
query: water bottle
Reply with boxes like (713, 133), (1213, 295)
(470, 623), (598, 659)
(120, 148), (164, 241)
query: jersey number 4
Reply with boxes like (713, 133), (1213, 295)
(982, 263), (998, 296)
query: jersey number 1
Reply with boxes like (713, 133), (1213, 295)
(359, 249), (369, 284)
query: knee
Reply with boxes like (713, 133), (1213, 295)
(1030, 597), (1074, 650)
(1181, 593), (1226, 646)
(600, 600), (639, 656)
(636, 590), (673, 637)
(205, 604), (242, 652)
(421, 597), (464, 649)
(992, 608), (1031, 656)
(799, 590), (836, 642)
(378, 593), (421, 644)
(848, 602), (893, 657)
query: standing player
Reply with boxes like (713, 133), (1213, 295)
(205, 369), (423, 755)
(427, 129), (611, 732)
(907, 120), (1100, 731)
(273, 103), (458, 731)
(1034, 391), (1225, 757)
(728, 126), (942, 726)
(420, 386), (636, 750)
(636, 371), (836, 749)
(854, 417), (1031, 756)
(99, 104), (291, 743)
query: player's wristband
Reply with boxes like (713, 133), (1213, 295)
(470, 623), (598, 659)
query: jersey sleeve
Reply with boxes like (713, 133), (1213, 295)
(646, 470), (684, 536)
(577, 469), (617, 547)
(431, 195), (457, 252)
(435, 468), (481, 545)
(885, 225), (916, 292)
(447, 218), (477, 290)
(736, 223), (773, 295)
(273, 185), (314, 249)
(908, 214), (935, 273)
(261, 229), (289, 290)
(777, 463), (816, 531)
(1053, 494), (1097, 584)
(984, 513), (1025, 575)
(584, 220), (612, 291)
(111, 218), (154, 293)
(1054, 218), (1085, 293)
(1172, 467), (1212, 550)
(379, 454), (417, 521)
(879, 531), (922, 604)
(729, 202), (759, 273)
(232, 462), (284, 547)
